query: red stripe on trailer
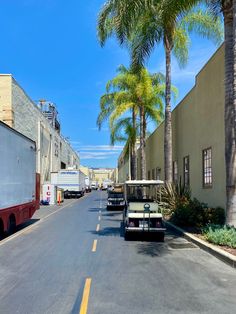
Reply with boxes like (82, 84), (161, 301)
(0, 200), (38, 232)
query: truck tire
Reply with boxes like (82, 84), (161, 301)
(7, 215), (16, 235)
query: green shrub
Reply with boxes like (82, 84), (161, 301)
(170, 199), (225, 228)
(160, 179), (226, 228)
(171, 198), (204, 227)
(204, 207), (225, 225)
(203, 225), (236, 248)
(160, 179), (191, 216)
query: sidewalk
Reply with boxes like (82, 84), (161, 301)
(166, 221), (236, 269)
(33, 199), (75, 220)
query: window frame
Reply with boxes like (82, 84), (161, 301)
(183, 156), (190, 186)
(202, 147), (213, 188)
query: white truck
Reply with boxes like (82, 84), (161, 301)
(91, 181), (98, 190)
(51, 170), (86, 198)
(0, 121), (40, 236)
(102, 179), (113, 191)
(85, 176), (91, 193)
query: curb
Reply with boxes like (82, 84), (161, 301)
(165, 221), (236, 269)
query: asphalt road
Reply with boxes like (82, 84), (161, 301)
(0, 191), (236, 314)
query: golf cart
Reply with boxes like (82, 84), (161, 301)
(123, 180), (166, 241)
(107, 184), (125, 211)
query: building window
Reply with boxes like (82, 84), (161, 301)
(173, 161), (178, 183)
(183, 156), (190, 186)
(156, 167), (161, 180)
(148, 170), (151, 180)
(152, 169), (155, 179)
(203, 148), (212, 188)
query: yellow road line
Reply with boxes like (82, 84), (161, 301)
(92, 239), (97, 252)
(79, 278), (92, 314)
(96, 224), (100, 232)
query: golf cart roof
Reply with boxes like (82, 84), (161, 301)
(125, 180), (164, 186)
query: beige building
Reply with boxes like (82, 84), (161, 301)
(90, 168), (118, 186)
(118, 44), (226, 209)
(80, 166), (91, 178)
(0, 74), (80, 192)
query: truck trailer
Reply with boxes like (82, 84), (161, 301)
(51, 170), (86, 198)
(0, 121), (40, 236)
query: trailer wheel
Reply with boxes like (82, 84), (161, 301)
(7, 215), (16, 235)
(0, 219), (4, 239)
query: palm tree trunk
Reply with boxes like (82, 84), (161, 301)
(164, 35), (173, 183)
(225, 0), (236, 225)
(140, 105), (146, 180)
(131, 108), (137, 180)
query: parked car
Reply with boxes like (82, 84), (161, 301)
(107, 191), (125, 211)
(123, 180), (166, 241)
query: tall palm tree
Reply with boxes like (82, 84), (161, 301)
(110, 117), (139, 180)
(98, 1), (222, 183)
(98, 0), (236, 225)
(208, 0), (235, 225)
(97, 65), (139, 179)
(97, 65), (165, 179)
(163, 0), (236, 224)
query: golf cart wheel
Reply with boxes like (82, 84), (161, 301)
(158, 232), (165, 242)
(124, 231), (130, 241)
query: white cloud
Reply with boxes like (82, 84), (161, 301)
(80, 151), (120, 160)
(89, 127), (109, 132)
(78, 145), (123, 151)
(70, 141), (81, 145)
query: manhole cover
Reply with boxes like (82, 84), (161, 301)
(168, 242), (197, 249)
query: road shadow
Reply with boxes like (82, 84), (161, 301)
(93, 198), (107, 202)
(17, 219), (40, 230)
(102, 218), (122, 223)
(102, 212), (122, 217)
(136, 242), (170, 257)
(0, 218), (40, 241)
(88, 208), (100, 212)
(90, 226), (122, 237)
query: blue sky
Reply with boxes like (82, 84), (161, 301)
(0, 0), (222, 168)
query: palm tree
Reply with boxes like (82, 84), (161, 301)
(207, 0), (235, 225)
(97, 65), (165, 179)
(110, 117), (139, 180)
(98, 1), (222, 183)
(98, 1), (236, 225)
(97, 65), (139, 180)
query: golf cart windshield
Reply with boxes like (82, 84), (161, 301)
(125, 180), (164, 203)
(108, 192), (124, 199)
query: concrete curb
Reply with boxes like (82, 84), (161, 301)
(165, 221), (236, 269)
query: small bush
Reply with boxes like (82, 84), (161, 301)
(170, 199), (225, 228)
(203, 225), (236, 248)
(204, 207), (225, 225)
(160, 179), (191, 216)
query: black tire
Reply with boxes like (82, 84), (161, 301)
(7, 216), (16, 235)
(0, 220), (4, 239)
(124, 230), (130, 241)
(158, 232), (165, 242)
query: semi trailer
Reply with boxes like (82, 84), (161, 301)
(0, 121), (40, 236)
(51, 170), (86, 198)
